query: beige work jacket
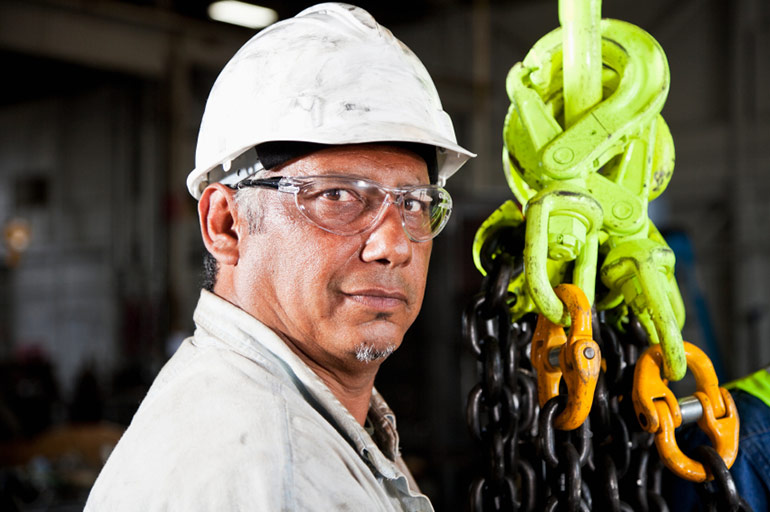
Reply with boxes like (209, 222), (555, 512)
(85, 289), (433, 511)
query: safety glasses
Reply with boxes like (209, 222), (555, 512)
(236, 174), (452, 242)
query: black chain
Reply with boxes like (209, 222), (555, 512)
(463, 227), (527, 512)
(463, 235), (751, 511)
(694, 446), (753, 512)
(540, 395), (592, 511)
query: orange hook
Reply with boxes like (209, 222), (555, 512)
(531, 284), (600, 430)
(632, 342), (739, 482)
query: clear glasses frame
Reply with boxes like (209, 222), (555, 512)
(235, 174), (453, 242)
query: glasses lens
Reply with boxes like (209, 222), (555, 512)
(401, 187), (452, 242)
(292, 176), (452, 241)
(294, 177), (381, 234)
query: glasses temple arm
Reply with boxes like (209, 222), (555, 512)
(234, 176), (284, 190)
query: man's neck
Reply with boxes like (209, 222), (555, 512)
(279, 333), (381, 426)
(315, 368), (376, 426)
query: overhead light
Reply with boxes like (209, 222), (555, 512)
(207, 1), (278, 29)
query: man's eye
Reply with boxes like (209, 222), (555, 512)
(320, 188), (359, 201)
(403, 197), (428, 213)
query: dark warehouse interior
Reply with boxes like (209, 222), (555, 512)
(0, 0), (769, 510)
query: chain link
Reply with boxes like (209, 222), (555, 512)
(694, 446), (752, 512)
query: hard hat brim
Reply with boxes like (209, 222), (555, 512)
(187, 133), (475, 199)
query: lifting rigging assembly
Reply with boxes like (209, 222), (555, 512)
(464, 0), (748, 510)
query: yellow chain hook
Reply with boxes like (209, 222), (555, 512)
(632, 342), (739, 482)
(531, 284), (600, 430)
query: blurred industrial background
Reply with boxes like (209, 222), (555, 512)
(0, 0), (768, 510)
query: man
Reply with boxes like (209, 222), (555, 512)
(86, 3), (473, 511)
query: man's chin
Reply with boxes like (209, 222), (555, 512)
(353, 341), (397, 364)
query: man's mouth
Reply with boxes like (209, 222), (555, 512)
(343, 289), (408, 310)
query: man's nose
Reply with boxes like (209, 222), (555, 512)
(360, 199), (412, 266)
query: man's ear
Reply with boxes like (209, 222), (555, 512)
(198, 183), (240, 266)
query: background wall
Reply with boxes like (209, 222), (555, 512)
(0, 0), (768, 510)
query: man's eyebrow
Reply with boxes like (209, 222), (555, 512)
(304, 171), (429, 187)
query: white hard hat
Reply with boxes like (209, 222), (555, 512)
(187, 2), (475, 199)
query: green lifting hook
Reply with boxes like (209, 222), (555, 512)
(473, 0), (688, 380)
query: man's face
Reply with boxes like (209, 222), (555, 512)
(230, 144), (432, 373)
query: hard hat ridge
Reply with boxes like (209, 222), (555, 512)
(295, 3), (380, 32)
(187, 2), (474, 199)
